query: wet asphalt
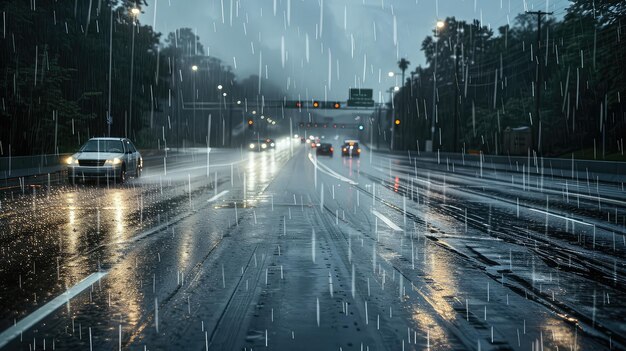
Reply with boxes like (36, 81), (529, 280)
(0, 139), (625, 350)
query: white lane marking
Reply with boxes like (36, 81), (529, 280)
(142, 159), (248, 179)
(372, 210), (403, 231)
(528, 208), (594, 227)
(0, 272), (108, 349)
(208, 190), (230, 203)
(307, 153), (358, 185)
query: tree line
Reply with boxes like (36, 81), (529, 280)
(389, 0), (625, 158)
(0, 0), (281, 156)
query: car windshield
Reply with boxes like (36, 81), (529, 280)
(80, 140), (124, 153)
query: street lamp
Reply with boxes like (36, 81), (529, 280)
(128, 7), (141, 138)
(430, 20), (446, 152)
(387, 86), (400, 150)
(217, 84), (223, 90)
(191, 65), (199, 145)
(387, 71), (395, 78)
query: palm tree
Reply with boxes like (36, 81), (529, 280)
(397, 58), (411, 86)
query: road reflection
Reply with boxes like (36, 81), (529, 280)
(410, 239), (460, 349)
(245, 150), (281, 206)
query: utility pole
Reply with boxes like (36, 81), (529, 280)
(526, 10), (552, 155)
(107, 6), (113, 137)
(453, 32), (460, 153)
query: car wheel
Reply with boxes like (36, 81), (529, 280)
(136, 165), (142, 178)
(118, 164), (127, 184)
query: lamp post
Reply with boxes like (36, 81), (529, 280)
(388, 86), (400, 150)
(128, 7), (140, 139)
(107, 5), (113, 136)
(430, 20), (445, 152)
(387, 71), (403, 150)
(451, 24), (460, 153)
(191, 65), (198, 145)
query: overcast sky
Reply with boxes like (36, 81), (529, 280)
(142, 0), (568, 102)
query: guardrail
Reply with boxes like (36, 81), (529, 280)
(0, 154), (70, 180)
(363, 144), (626, 184)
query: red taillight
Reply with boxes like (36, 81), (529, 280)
(330, 147), (334, 151)
(357, 148), (361, 153)
(342, 148), (347, 151)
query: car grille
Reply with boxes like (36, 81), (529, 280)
(78, 159), (106, 167)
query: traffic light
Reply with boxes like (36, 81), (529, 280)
(333, 102), (341, 109)
(358, 124), (365, 131)
(248, 119), (254, 129)
(295, 101), (302, 108)
(312, 101), (320, 108)
(394, 119), (401, 125)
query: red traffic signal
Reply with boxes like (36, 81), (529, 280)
(295, 101), (302, 108)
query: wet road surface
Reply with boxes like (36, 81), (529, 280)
(1, 138), (625, 350)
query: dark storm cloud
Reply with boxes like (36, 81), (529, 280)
(144, 0), (567, 100)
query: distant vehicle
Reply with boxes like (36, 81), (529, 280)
(316, 143), (334, 157)
(264, 138), (276, 148)
(341, 140), (361, 157)
(66, 137), (142, 184)
(300, 137), (306, 144)
(248, 139), (270, 151)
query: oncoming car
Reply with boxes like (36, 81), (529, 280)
(248, 139), (271, 151)
(66, 137), (142, 184)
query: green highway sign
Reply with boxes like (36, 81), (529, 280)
(348, 88), (374, 107)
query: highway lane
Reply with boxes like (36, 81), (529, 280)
(0, 138), (623, 350)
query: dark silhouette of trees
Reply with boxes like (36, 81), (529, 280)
(391, 0), (625, 158)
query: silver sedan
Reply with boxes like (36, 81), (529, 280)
(66, 137), (143, 184)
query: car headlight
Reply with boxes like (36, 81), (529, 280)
(104, 157), (122, 165)
(261, 143), (268, 149)
(66, 157), (78, 165)
(249, 143), (255, 149)
(270, 143), (275, 147)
